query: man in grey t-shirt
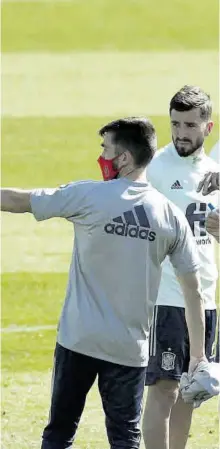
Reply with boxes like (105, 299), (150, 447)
(1, 117), (207, 449)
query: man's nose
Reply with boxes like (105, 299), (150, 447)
(177, 126), (186, 140)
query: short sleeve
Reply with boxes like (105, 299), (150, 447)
(169, 214), (200, 275)
(30, 180), (96, 221)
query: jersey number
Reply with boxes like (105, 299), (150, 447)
(185, 203), (207, 237)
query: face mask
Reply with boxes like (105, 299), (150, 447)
(97, 155), (120, 181)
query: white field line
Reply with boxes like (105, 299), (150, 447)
(2, 51), (219, 117)
(1, 324), (57, 333)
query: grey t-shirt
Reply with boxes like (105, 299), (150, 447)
(31, 178), (199, 367)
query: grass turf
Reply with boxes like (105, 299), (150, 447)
(2, 51), (219, 117)
(2, 0), (219, 52)
(1, 369), (219, 449)
(2, 115), (219, 187)
(2, 0), (219, 447)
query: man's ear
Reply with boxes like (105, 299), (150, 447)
(123, 150), (133, 164)
(122, 151), (129, 162)
(205, 121), (214, 136)
(117, 150), (128, 164)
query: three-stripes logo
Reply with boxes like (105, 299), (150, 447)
(171, 180), (183, 189)
(104, 205), (156, 241)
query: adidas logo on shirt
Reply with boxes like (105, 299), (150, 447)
(104, 205), (156, 241)
(171, 180), (183, 189)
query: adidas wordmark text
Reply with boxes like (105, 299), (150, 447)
(104, 205), (156, 241)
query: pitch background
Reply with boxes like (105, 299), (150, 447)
(1, 1), (219, 448)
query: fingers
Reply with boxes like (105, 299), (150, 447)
(202, 172), (214, 195)
(207, 210), (220, 218)
(206, 227), (219, 237)
(197, 172), (211, 194)
(206, 212), (220, 226)
(205, 172), (220, 194)
(197, 172), (220, 195)
(206, 221), (219, 232)
(208, 172), (220, 194)
(206, 211), (220, 238)
(206, 227), (220, 242)
(214, 172), (220, 187)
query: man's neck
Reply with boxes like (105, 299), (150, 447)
(119, 166), (147, 183)
(188, 146), (204, 158)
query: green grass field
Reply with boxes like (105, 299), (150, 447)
(1, 1), (219, 448)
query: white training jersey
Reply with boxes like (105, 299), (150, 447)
(31, 178), (199, 367)
(209, 141), (220, 163)
(147, 142), (220, 310)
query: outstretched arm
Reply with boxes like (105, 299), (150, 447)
(2, 181), (94, 220)
(1, 188), (32, 213)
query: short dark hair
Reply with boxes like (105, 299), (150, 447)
(99, 117), (157, 167)
(169, 85), (212, 120)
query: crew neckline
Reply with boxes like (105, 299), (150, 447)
(118, 177), (149, 187)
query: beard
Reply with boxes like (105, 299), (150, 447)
(172, 136), (204, 157)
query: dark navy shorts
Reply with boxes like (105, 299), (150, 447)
(145, 306), (217, 385)
(41, 343), (146, 449)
